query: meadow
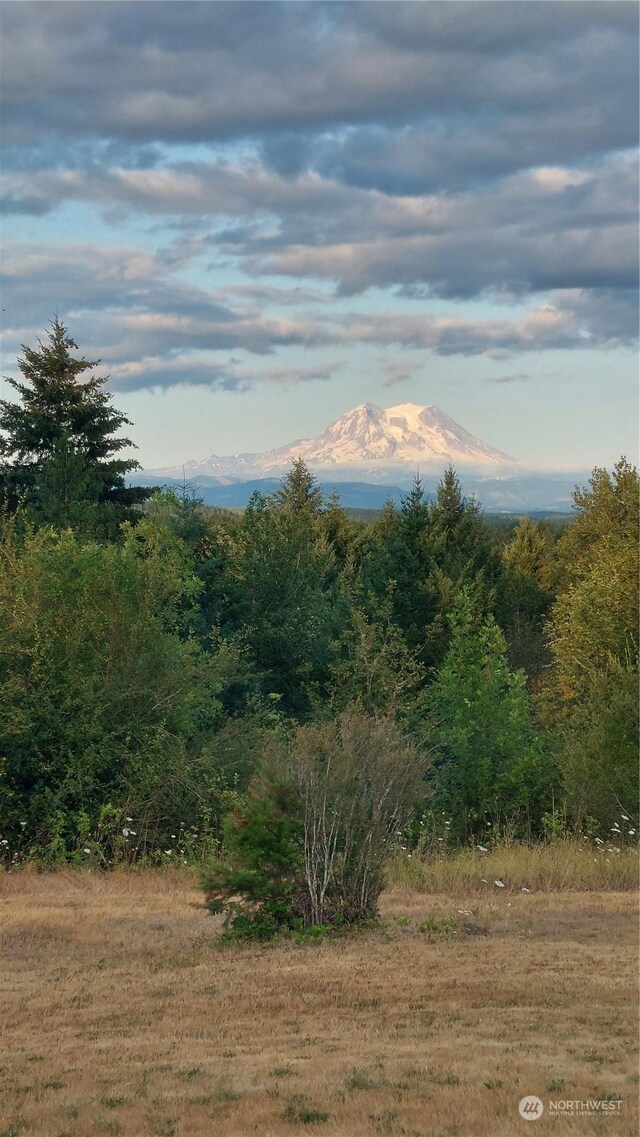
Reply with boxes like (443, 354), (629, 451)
(1, 853), (638, 1137)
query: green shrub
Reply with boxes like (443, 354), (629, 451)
(202, 710), (427, 938)
(201, 772), (306, 940)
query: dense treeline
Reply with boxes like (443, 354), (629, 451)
(0, 323), (637, 915)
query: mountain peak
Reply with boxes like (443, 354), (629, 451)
(386, 401), (436, 414)
(355, 401), (384, 414)
(149, 400), (517, 481)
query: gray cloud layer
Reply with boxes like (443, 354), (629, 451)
(3, 243), (634, 392)
(0, 1), (637, 389)
(2, 2), (636, 153)
(5, 156), (637, 300)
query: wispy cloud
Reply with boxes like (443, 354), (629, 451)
(486, 373), (529, 385)
(383, 365), (414, 387)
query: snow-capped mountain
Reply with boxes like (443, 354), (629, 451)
(304, 403), (514, 467)
(149, 402), (517, 482)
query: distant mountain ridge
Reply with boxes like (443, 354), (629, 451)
(149, 402), (516, 482)
(131, 471), (580, 514)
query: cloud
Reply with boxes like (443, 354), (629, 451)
(383, 364), (414, 387)
(0, 3), (636, 396)
(2, 2), (636, 155)
(105, 356), (337, 393)
(106, 356), (253, 394)
(343, 290), (639, 356)
(240, 156), (638, 297)
(1, 235), (636, 398)
(263, 104), (637, 197)
(3, 154), (636, 305)
(0, 241), (332, 386)
(2, 0), (636, 409)
(486, 372), (529, 385)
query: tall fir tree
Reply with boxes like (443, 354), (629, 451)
(500, 517), (554, 677)
(272, 458), (324, 514)
(432, 464), (465, 526)
(426, 588), (555, 838)
(359, 477), (439, 665)
(0, 317), (152, 534)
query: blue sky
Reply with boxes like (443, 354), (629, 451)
(1, 1), (638, 470)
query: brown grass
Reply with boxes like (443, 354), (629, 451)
(388, 839), (640, 893)
(0, 868), (638, 1137)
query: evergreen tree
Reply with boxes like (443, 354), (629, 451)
(272, 458), (324, 514)
(359, 478), (439, 665)
(400, 473), (431, 537)
(315, 491), (356, 571)
(329, 592), (425, 720)
(422, 466), (503, 666)
(500, 517), (554, 676)
(0, 317), (152, 533)
(433, 464), (465, 526)
(429, 465), (497, 585)
(427, 588), (555, 837)
(502, 516), (553, 586)
(227, 491), (345, 715)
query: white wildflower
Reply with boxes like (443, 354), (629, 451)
(628, 829), (636, 836)
(595, 837), (604, 844)
(83, 848), (91, 854)
(494, 879), (505, 888)
(621, 815), (629, 821)
(476, 845), (488, 852)
(122, 828), (129, 837)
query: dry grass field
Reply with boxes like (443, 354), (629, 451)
(1, 868), (638, 1137)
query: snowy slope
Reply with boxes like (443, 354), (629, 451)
(149, 402), (516, 480)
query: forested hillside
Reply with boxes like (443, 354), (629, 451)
(1, 323), (637, 903)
